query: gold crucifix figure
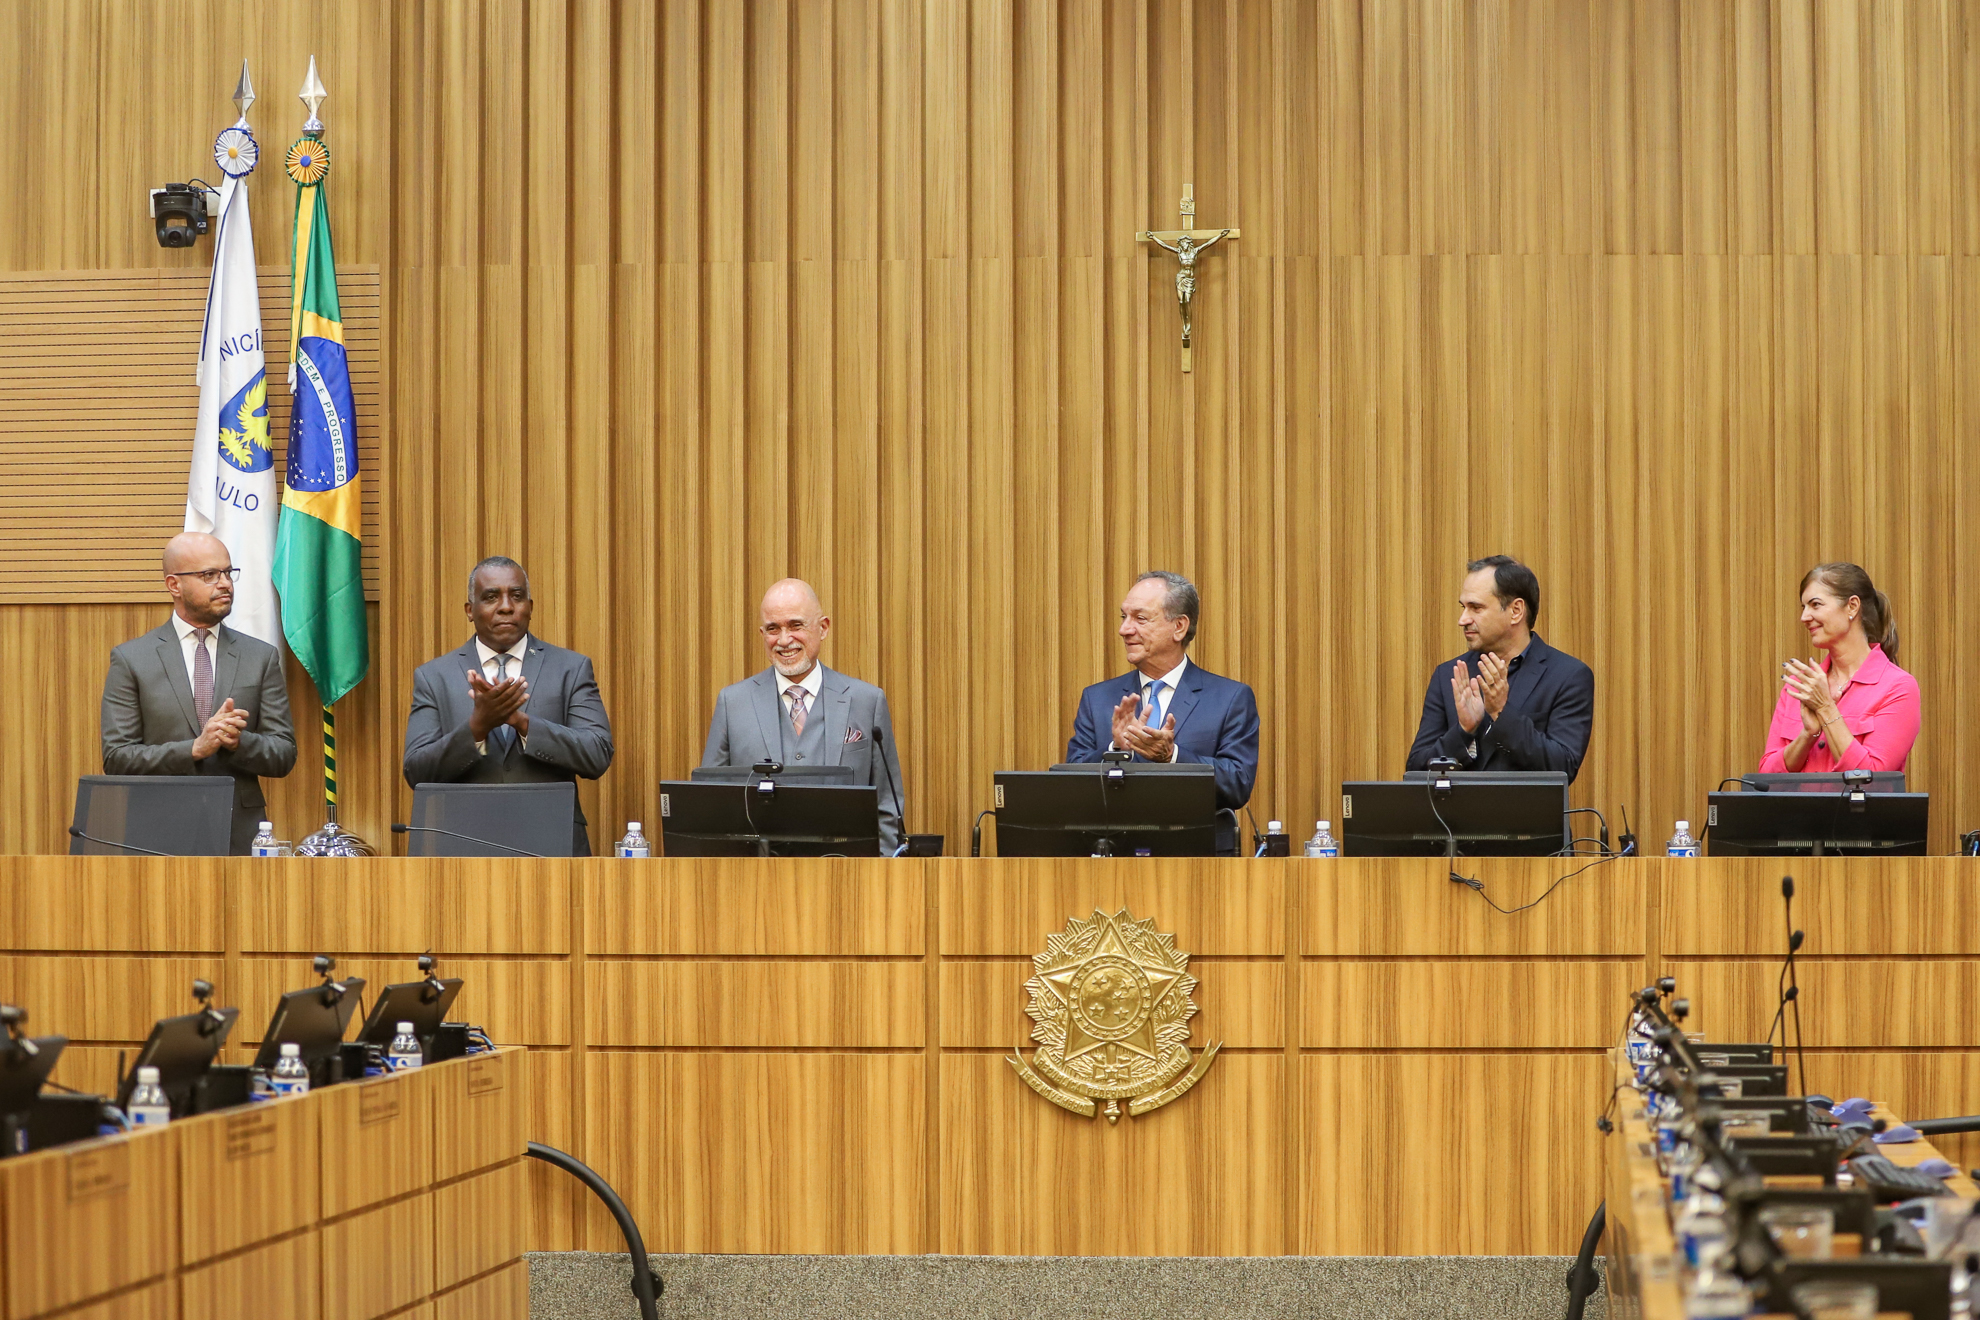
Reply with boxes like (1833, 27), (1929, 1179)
(1137, 184), (1239, 372)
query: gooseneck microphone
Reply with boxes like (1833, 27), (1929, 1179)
(871, 728), (908, 857)
(390, 823), (544, 858)
(68, 826), (172, 857)
(1779, 875), (1808, 1096)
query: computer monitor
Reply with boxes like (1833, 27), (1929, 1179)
(1740, 770), (1908, 794)
(0, 1036), (67, 1158)
(1706, 785), (1929, 857)
(1338, 772), (1570, 857)
(354, 978), (463, 1053)
(657, 780), (881, 857)
(407, 782), (579, 857)
(69, 775), (234, 856)
(989, 764), (1221, 858)
(689, 765), (857, 786)
(251, 977), (367, 1079)
(115, 1007), (240, 1116)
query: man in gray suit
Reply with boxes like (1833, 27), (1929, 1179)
(702, 578), (906, 855)
(403, 556), (614, 855)
(101, 532), (298, 854)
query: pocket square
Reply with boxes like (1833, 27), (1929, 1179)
(843, 727), (865, 743)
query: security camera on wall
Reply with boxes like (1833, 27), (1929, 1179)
(148, 182), (218, 247)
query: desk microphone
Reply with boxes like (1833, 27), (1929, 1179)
(871, 728), (908, 857)
(1778, 875), (1807, 1095)
(390, 823), (544, 858)
(67, 826), (172, 857)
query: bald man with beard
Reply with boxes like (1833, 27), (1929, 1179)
(701, 579), (906, 855)
(101, 533), (297, 854)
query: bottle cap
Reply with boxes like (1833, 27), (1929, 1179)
(1318, 821), (1331, 832)
(280, 1042), (301, 1056)
(1267, 821), (1283, 833)
(627, 822), (642, 832)
(1676, 820), (1690, 833)
(137, 1065), (160, 1083)
(259, 821), (274, 831)
(397, 1021), (415, 1034)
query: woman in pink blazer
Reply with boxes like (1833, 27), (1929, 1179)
(1760, 562), (1919, 774)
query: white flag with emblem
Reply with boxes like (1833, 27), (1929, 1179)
(184, 172), (281, 648)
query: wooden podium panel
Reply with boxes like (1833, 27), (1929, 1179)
(176, 1099), (320, 1265)
(12, 856), (1980, 1260)
(0, 1127), (175, 1319)
(432, 1261), (526, 1320)
(938, 1051), (1285, 1257)
(0, 1051), (524, 1319)
(585, 1051), (926, 1255)
(178, 1231), (320, 1320)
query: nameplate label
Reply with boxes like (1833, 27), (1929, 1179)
(360, 1084), (402, 1127)
(67, 1144), (130, 1201)
(468, 1056), (505, 1097)
(225, 1110), (279, 1160)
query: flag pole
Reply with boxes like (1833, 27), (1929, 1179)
(322, 702), (338, 824)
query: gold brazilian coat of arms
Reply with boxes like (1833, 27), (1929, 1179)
(1007, 908), (1220, 1124)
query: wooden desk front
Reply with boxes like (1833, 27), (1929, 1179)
(0, 1049), (528, 1320)
(4, 855), (1977, 1258)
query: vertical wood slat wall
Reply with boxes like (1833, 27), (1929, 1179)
(2, 0), (1978, 856)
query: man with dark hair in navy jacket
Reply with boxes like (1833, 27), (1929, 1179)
(1407, 555), (1595, 781)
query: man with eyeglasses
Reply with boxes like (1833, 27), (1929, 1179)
(403, 556), (614, 855)
(700, 578), (905, 855)
(101, 532), (298, 854)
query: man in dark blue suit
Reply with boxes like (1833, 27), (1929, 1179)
(1065, 571), (1260, 850)
(1407, 556), (1594, 781)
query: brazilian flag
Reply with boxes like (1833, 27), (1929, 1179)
(272, 131), (369, 711)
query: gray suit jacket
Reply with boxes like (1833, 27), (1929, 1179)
(101, 619), (298, 855)
(701, 666), (905, 855)
(402, 636), (614, 855)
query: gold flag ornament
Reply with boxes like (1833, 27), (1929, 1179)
(1008, 908), (1220, 1124)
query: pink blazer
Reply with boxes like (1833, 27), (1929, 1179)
(1759, 644), (1920, 774)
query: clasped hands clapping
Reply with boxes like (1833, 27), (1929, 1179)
(191, 698), (250, 759)
(1780, 657), (1842, 735)
(1449, 651), (1512, 734)
(1110, 693), (1177, 762)
(466, 668), (530, 740)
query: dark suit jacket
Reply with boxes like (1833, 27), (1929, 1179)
(1405, 633), (1595, 782)
(700, 665), (906, 855)
(402, 637), (614, 855)
(1065, 660), (1260, 812)
(101, 619), (298, 855)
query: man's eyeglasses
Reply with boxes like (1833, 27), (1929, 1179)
(759, 622), (817, 638)
(168, 567), (242, 584)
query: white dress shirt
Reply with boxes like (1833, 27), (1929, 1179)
(1112, 656), (1188, 762)
(170, 612), (220, 697)
(779, 663), (825, 722)
(473, 635), (531, 755)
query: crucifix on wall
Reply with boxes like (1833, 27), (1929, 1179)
(1136, 184), (1239, 373)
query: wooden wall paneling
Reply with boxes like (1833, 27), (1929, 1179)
(1302, 960), (1639, 1049)
(431, 1260), (527, 1320)
(1659, 856), (1980, 956)
(1665, 958), (1980, 1048)
(0, 955), (227, 1044)
(316, 1067), (435, 1219)
(938, 858), (1283, 956)
(176, 1099), (318, 1265)
(583, 858), (924, 955)
(318, 1192), (434, 1320)
(0, 858), (221, 952)
(234, 858), (571, 956)
(430, 1162), (526, 1295)
(231, 958), (570, 1049)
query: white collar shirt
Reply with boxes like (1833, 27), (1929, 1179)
(472, 635), (531, 754)
(170, 612), (220, 693)
(1111, 656), (1189, 762)
(779, 663), (826, 719)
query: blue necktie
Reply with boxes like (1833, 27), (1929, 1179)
(1143, 680), (1164, 731)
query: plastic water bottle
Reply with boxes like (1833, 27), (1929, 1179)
(271, 1042), (309, 1096)
(386, 1022), (423, 1072)
(616, 822), (650, 858)
(1667, 820), (1699, 858)
(1684, 1265), (1750, 1319)
(1304, 820), (1339, 858)
(127, 1065), (171, 1127)
(251, 821), (280, 857)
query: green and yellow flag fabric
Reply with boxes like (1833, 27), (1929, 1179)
(271, 130), (368, 710)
